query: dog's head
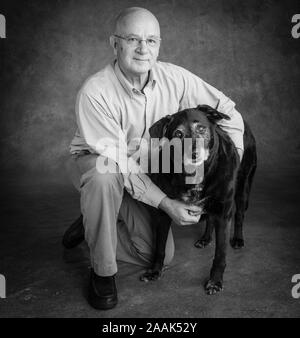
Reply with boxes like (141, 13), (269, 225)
(149, 104), (230, 164)
(149, 105), (230, 203)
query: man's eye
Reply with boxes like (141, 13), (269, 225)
(174, 130), (184, 138)
(128, 37), (138, 43)
(147, 39), (156, 46)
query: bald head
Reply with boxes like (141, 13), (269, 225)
(113, 7), (160, 36)
(110, 7), (161, 85)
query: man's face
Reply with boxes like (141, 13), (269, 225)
(112, 12), (161, 78)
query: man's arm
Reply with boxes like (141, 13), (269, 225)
(76, 88), (166, 208)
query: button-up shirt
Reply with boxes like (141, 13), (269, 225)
(70, 60), (244, 208)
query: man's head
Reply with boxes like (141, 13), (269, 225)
(110, 7), (161, 80)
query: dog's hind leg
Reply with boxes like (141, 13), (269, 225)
(231, 164), (256, 249)
(205, 216), (228, 294)
(194, 218), (214, 248)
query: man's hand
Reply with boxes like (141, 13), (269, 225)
(158, 196), (203, 226)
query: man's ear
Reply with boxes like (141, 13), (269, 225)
(149, 115), (174, 138)
(197, 104), (230, 123)
(109, 35), (118, 56)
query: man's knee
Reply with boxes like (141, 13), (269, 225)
(80, 155), (124, 191)
(85, 169), (124, 192)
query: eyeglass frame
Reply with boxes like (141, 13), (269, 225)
(113, 34), (162, 47)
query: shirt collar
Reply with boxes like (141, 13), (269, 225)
(113, 60), (156, 98)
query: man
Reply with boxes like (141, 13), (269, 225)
(67, 7), (244, 310)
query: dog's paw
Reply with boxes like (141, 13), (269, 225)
(205, 279), (223, 295)
(194, 237), (212, 249)
(230, 237), (244, 249)
(140, 269), (162, 282)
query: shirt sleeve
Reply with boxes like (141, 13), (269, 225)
(178, 66), (244, 151)
(76, 87), (166, 208)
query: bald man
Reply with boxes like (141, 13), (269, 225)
(67, 7), (244, 310)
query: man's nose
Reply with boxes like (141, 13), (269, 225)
(136, 40), (148, 53)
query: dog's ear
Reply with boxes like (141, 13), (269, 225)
(149, 114), (174, 138)
(197, 104), (230, 123)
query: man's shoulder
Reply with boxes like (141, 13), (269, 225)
(80, 63), (115, 96)
(154, 61), (195, 79)
(154, 60), (183, 73)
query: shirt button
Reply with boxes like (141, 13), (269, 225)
(132, 89), (139, 94)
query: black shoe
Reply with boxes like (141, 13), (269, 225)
(88, 269), (118, 310)
(62, 215), (85, 249)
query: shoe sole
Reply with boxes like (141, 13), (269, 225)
(88, 294), (118, 310)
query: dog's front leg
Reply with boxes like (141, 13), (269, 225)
(140, 211), (171, 282)
(194, 217), (214, 248)
(205, 214), (229, 295)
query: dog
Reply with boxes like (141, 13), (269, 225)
(139, 104), (257, 295)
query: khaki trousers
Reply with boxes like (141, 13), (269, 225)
(66, 153), (175, 276)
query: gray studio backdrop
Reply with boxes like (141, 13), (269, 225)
(1, 0), (300, 183)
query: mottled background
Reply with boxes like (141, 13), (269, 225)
(1, 0), (300, 319)
(1, 0), (300, 184)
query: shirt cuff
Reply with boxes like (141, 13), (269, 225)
(139, 181), (167, 208)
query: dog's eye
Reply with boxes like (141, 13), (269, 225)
(196, 125), (206, 133)
(174, 130), (184, 138)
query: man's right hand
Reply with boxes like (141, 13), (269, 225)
(158, 196), (203, 226)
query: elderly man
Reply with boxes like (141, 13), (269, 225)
(66, 7), (244, 310)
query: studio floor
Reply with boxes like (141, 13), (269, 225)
(0, 169), (299, 318)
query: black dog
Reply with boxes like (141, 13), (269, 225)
(139, 104), (257, 295)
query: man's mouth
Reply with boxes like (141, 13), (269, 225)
(134, 58), (149, 62)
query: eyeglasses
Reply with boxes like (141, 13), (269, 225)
(114, 34), (161, 47)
